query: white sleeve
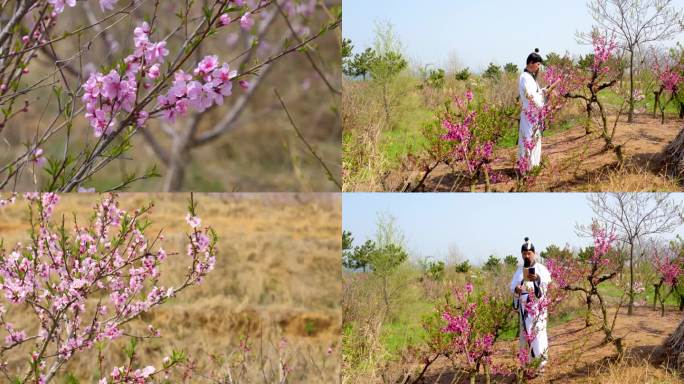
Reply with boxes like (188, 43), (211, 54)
(522, 75), (544, 107)
(510, 268), (522, 295)
(534, 265), (552, 298)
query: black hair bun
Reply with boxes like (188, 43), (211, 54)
(524, 237), (529, 241)
(534, 48), (539, 53)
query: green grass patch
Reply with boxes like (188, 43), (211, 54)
(380, 299), (434, 359)
(382, 107), (433, 166)
(499, 307), (579, 342)
(598, 281), (681, 306)
(498, 126), (519, 149)
(600, 88), (681, 115)
(597, 282), (625, 299)
(548, 310), (579, 328)
(497, 114), (576, 150)
(545, 116), (576, 136)
(499, 319), (519, 342)
(642, 284), (681, 307)
(381, 321), (428, 358)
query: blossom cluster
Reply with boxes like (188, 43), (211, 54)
(541, 64), (580, 98)
(591, 224), (617, 265)
(156, 56), (238, 122)
(79, 3), (268, 136)
(517, 99), (553, 175)
(440, 283), (497, 368)
(0, 193), (217, 382)
(49, 0), (118, 14)
(82, 22), (167, 137)
(653, 249), (683, 286)
(656, 62), (682, 93)
(441, 91), (496, 178)
(545, 223), (617, 291)
(591, 34), (618, 73)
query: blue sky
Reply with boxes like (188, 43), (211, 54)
(342, 193), (684, 265)
(342, 0), (684, 72)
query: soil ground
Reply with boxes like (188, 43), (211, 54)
(397, 114), (683, 192)
(419, 305), (683, 383)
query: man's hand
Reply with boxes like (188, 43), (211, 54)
(547, 78), (562, 93)
(514, 285), (523, 295)
(528, 273), (539, 281)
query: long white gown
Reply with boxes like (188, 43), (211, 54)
(510, 263), (551, 367)
(518, 71), (545, 168)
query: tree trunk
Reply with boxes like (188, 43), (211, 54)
(654, 91), (661, 117)
(653, 282), (661, 311)
(382, 82), (391, 128)
(163, 135), (190, 192)
(661, 127), (684, 178)
(585, 102), (593, 135)
(585, 294), (593, 327)
(596, 98), (613, 149)
(661, 318), (684, 373)
(627, 50), (634, 123)
(628, 243), (634, 315)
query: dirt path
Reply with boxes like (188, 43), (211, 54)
(419, 305), (683, 383)
(407, 114), (683, 192)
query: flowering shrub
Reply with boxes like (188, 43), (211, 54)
(436, 91), (512, 191)
(653, 57), (682, 123)
(561, 33), (623, 149)
(652, 248), (683, 316)
(0, 193), (217, 382)
(415, 282), (512, 384)
(546, 223), (626, 355)
(399, 89), (519, 192)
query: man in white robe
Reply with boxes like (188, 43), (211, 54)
(510, 237), (551, 371)
(518, 49), (559, 169)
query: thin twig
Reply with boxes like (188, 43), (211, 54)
(273, 88), (340, 189)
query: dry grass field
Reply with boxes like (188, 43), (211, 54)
(0, 193), (341, 382)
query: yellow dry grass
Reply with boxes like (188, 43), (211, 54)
(0, 193), (341, 382)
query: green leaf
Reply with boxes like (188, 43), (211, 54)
(123, 337), (138, 359)
(64, 373), (80, 384)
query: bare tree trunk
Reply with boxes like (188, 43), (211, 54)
(162, 119), (196, 192)
(628, 242), (634, 315)
(653, 282), (662, 311)
(163, 149), (187, 191)
(585, 294), (593, 327)
(658, 318), (684, 373)
(662, 127), (684, 178)
(382, 81), (391, 128)
(596, 98), (613, 149)
(627, 50), (634, 123)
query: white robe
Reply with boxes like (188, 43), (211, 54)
(518, 71), (545, 168)
(510, 263), (551, 367)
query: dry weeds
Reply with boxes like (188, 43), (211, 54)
(0, 193), (341, 382)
